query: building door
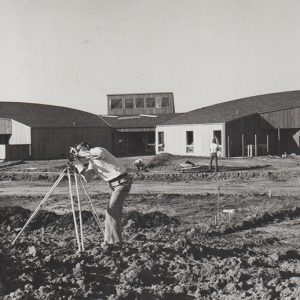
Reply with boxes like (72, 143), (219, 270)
(145, 132), (155, 154)
(127, 132), (145, 155)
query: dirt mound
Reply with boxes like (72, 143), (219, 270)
(0, 160), (25, 169)
(123, 211), (180, 229)
(0, 207), (179, 233)
(146, 153), (175, 169)
(0, 207), (60, 230)
(0, 206), (30, 227)
(207, 207), (300, 235)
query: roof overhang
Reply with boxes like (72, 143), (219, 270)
(116, 128), (155, 132)
(156, 122), (225, 127)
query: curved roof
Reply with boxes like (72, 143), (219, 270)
(161, 90), (300, 125)
(0, 102), (108, 128)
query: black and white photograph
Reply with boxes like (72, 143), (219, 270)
(0, 0), (300, 299)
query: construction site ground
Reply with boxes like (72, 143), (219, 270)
(0, 154), (299, 299)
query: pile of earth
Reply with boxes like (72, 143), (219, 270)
(206, 206), (300, 236)
(146, 153), (175, 169)
(0, 206), (179, 232)
(0, 206), (299, 299)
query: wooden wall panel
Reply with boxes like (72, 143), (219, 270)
(5, 145), (30, 160)
(260, 107), (300, 128)
(226, 114), (263, 157)
(31, 127), (112, 160)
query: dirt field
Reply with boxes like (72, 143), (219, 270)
(0, 154), (299, 299)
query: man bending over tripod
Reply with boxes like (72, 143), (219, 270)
(73, 142), (132, 246)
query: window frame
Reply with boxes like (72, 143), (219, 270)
(161, 97), (170, 108)
(135, 98), (144, 108)
(110, 99), (122, 109)
(125, 98), (134, 109)
(146, 97), (155, 108)
(186, 131), (194, 153)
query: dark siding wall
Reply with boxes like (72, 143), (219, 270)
(5, 145), (30, 160)
(260, 107), (300, 128)
(31, 127), (112, 160)
(280, 129), (300, 154)
(226, 111), (300, 156)
(225, 114), (267, 157)
(260, 107), (300, 154)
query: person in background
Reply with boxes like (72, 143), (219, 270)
(133, 159), (146, 171)
(210, 138), (219, 172)
(73, 142), (132, 247)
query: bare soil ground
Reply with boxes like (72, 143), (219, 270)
(0, 154), (299, 299)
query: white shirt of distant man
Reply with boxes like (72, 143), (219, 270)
(209, 139), (219, 172)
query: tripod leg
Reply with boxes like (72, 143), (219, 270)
(74, 173), (84, 251)
(12, 168), (67, 245)
(67, 170), (81, 252)
(79, 177), (105, 235)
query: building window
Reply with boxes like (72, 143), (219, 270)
(146, 97), (155, 108)
(125, 98), (134, 109)
(136, 98), (144, 108)
(158, 131), (165, 152)
(213, 130), (222, 145)
(186, 131), (194, 153)
(161, 97), (170, 108)
(111, 99), (122, 109)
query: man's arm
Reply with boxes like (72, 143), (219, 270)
(81, 168), (97, 182)
(73, 160), (97, 182)
(77, 148), (102, 160)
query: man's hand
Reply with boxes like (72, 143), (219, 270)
(69, 147), (78, 157)
(73, 159), (85, 174)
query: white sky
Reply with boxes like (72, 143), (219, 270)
(1, 0), (300, 114)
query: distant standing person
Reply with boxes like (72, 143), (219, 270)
(73, 142), (132, 246)
(210, 138), (219, 172)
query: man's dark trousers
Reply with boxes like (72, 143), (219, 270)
(210, 153), (218, 172)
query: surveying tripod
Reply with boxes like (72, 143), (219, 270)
(11, 162), (104, 252)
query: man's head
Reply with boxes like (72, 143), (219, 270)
(212, 138), (216, 143)
(75, 141), (93, 152)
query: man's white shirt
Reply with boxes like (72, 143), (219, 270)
(210, 143), (219, 154)
(77, 147), (127, 182)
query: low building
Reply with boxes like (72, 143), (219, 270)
(0, 102), (112, 160)
(101, 113), (180, 156)
(156, 90), (300, 157)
